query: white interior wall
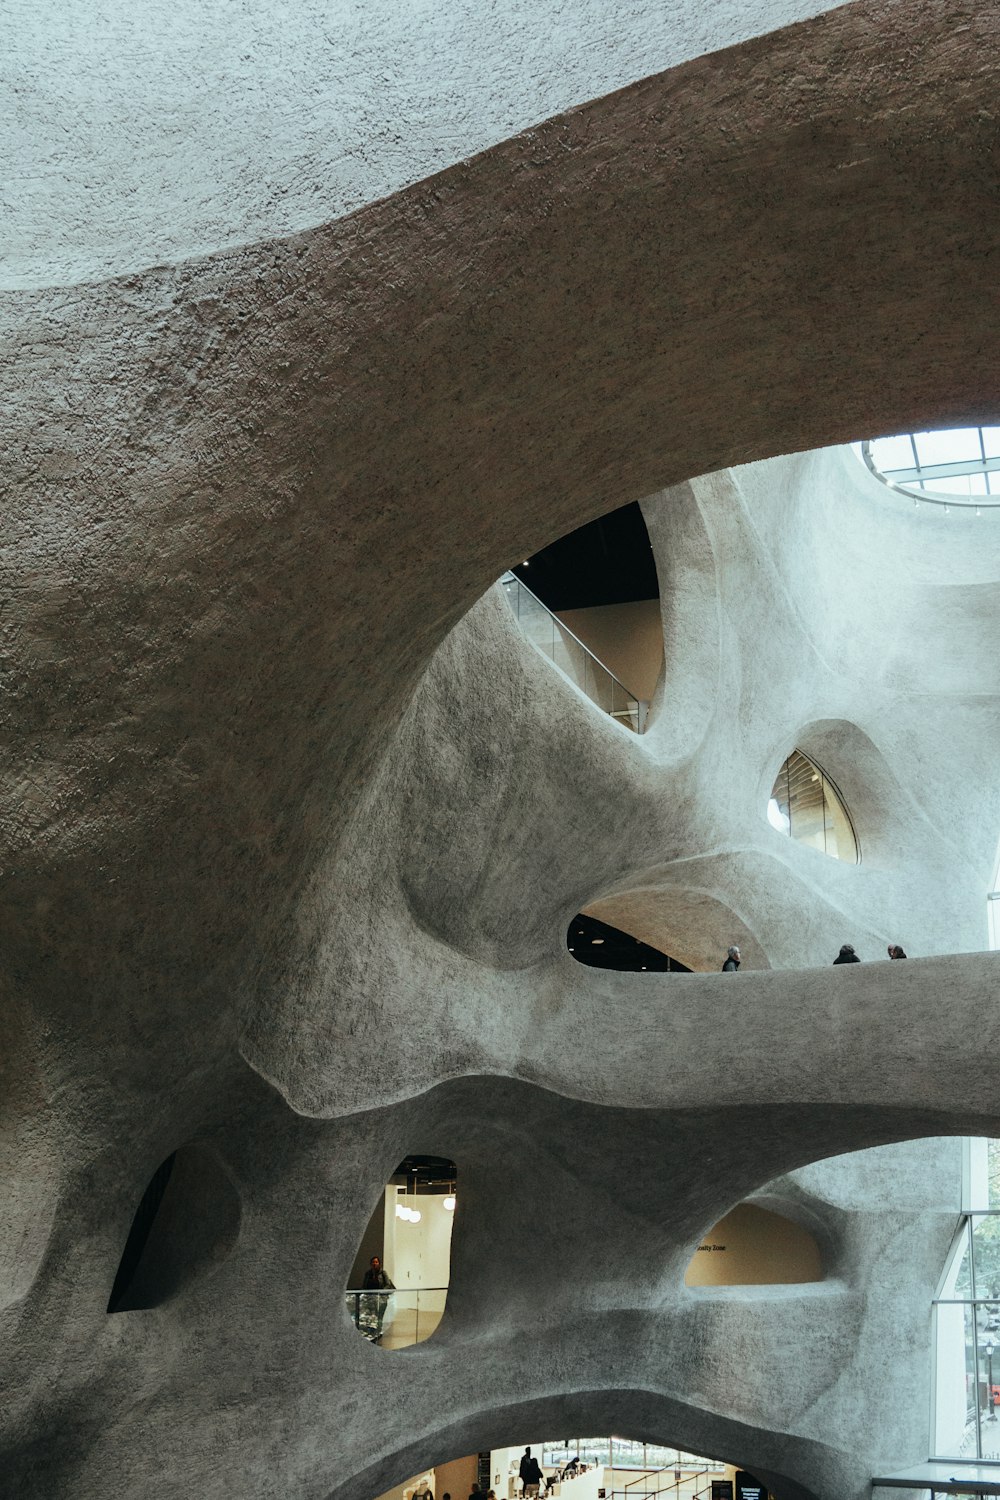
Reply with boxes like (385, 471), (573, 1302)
(384, 1189), (455, 1290)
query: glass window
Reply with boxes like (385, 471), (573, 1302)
(862, 427), (1000, 507)
(934, 1299), (977, 1458)
(972, 1217), (1000, 1300)
(934, 1140), (1000, 1464)
(869, 434), (915, 471)
(767, 750), (858, 864)
(914, 428), (981, 467)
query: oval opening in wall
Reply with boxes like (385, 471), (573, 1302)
(347, 1155), (457, 1348)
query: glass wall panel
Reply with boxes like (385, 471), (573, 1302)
(980, 1307), (1000, 1460)
(934, 1299), (977, 1458)
(934, 1142), (1000, 1466)
(500, 573), (645, 734)
(972, 1217), (1000, 1300)
(977, 1302), (1000, 1452)
(954, 1235), (974, 1301)
(988, 1141), (1000, 1208)
(766, 750), (858, 864)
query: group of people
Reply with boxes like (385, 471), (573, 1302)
(833, 943), (907, 964)
(445, 1449), (584, 1500)
(721, 942), (907, 971)
(512, 1448), (588, 1497)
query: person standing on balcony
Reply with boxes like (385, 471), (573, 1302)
(833, 944), (861, 964)
(722, 946), (741, 972)
(362, 1255), (394, 1342)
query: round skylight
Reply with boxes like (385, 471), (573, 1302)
(861, 427), (1000, 508)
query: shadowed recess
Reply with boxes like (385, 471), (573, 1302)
(107, 1144), (241, 1313)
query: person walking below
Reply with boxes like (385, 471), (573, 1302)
(520, 1449), (543, 1499)
(888, 944), (908, 959)
(833, 944), (860, 964)
(722, 946), (741, 972)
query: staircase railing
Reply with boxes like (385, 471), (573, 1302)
(614, 1463), (716, 1500)
(500, 571), (648, 734)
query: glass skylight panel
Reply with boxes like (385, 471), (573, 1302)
(914, 428), (981, 467)
(869, 434), (914, 471)
(862, 425), (1000, 506)
(925, 472), (974, 496)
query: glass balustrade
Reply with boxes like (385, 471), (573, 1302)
(500, 573), (647, 733)
(346, 1286), (449, 1349)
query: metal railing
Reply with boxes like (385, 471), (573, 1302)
(614, 1463), (718, 1500)
(500, 572), (648, 733)
(346, 1286), (449, 1349)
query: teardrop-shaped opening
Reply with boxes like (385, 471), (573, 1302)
(566, 912), (690, 972)
(501, 501), (662, 734)
(766, 749), (858, 864)
(348, 1155), (457, 1347)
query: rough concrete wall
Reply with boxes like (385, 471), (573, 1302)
(587, 443), (1000, 969)
(4, 1), (1000, 1498)
(4, 0), (847, 289)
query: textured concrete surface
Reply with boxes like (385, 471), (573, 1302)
(3, 0), (1000, 1497)
(4, 0), (847, 288)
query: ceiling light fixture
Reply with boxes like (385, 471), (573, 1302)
(443, 1195), (456, 1212)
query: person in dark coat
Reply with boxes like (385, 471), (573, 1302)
(888, 944), (908, 959)
(833, 944), (860, 964)
(722, 945), (741, 972)
(520, 1449), (543, 1499)
(361, 1255), (394, 1341)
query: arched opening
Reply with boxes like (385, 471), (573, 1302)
(348, 1155), (457, 1348)
(684, 1204), (823, 1288)
(566, 912), (689, 973)
(581, 889), (769, 974)
(107, 1142), (241, 1313)
(501, 501), (662, 734)
(766, 749), (858, 865)
(370, 1440), (778, 1500)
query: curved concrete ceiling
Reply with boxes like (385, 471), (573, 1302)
(5, 3), (1000, 1499)
(6, 0), (849, 288)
